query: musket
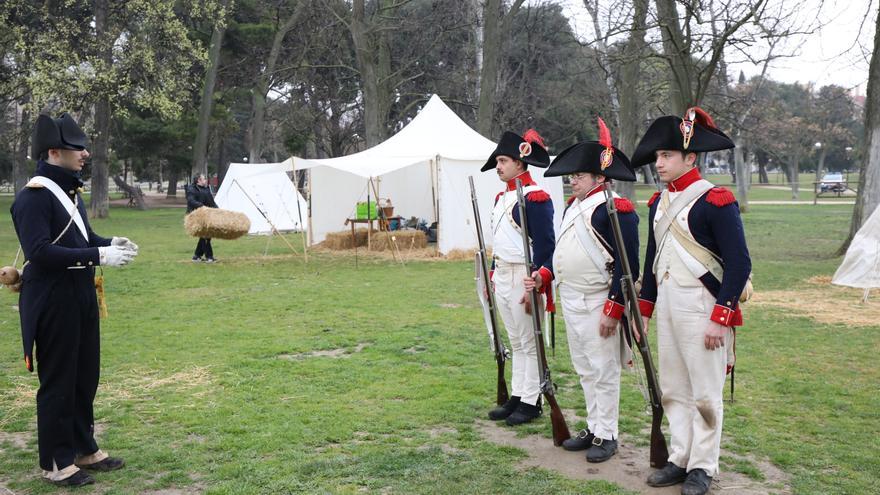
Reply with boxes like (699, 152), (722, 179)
(603, 187), (668, 467)
(468, 176), (510, 406)
(515, 179), (571, 446)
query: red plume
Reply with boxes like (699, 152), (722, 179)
(522, 128), (545, 148)
(597, 117), (612, 148)
(688, 107), (717, 130)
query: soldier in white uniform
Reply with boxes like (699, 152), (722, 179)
(482, 129), (557, 426)
(632, 108), (751, 495)
(540, 118), (640, 462)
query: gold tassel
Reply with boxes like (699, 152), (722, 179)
(95, 272), (108, 318)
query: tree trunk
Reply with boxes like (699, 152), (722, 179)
(788, 154), (800, 200)
(166, 167), (180, 198)
(476, 0), (525, 137)
(248, 2), (306, 162)
(89, 0), (111, 219)
(615, 0), (648, 199)
(655, 0), (692, 113)
(13, 103), (30, 197)
(734, 133), (749, 212)
(217, 136), (228, 185)
(350, 0), (394, 147)
(758, 160), (769, 183)
(841, 4), (880, 253)
(815, 146), (827, 182)
(112, 175), (147, 210)
(192, 1), (228, 178)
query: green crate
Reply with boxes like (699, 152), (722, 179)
(356, 201), (378, 220)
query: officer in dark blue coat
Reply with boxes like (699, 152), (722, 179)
(482, 129), (556, 426)
(631, 108), (751, 495)
(10, 113), (138, 486)
(542, 118), (640, 462)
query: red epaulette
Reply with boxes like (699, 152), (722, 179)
(526, 190), (551, 203)
(614, 197), (635, 213)
(647, 191), (661, 207)
(566, 195), (576, 205)
(705, 187), (736, 207)
(494, 191), (504, 204)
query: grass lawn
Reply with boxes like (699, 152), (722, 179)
(0, 198), (877, 494)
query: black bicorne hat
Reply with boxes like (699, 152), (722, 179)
(631, 107), (734, 168)
(31, 113), (88, 159)
(481, 129), (551, 172)
(544, 117), (636, 182)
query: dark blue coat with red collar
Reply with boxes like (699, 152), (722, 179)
(562, 188), (641, 319)
(10, 161), (112, 370)
(493, 172), (556, 287)
(637, 168), (751, 326)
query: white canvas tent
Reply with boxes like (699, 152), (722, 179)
(833, 204), (880, 296)
(292, 94), (565, 254)
(215, 161), (308, 235)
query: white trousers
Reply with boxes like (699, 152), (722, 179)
(559, 284), (621, 440)
(493, 261), (540, 406)
(656, 276), (729, 476)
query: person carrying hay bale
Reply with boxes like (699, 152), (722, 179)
(10, 112), (136, 487)
(186, 174), (219, 262)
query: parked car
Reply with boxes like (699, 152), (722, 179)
(820, 173), (845, 193)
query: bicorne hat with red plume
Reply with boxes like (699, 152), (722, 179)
(631, 106), (734, 168)
(544, 117), (636, 182)
(481, 128), (551, 172)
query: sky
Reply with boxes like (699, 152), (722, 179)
(560, 0), (876, 95)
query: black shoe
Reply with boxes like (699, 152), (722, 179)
(505, 401), (542, 425)
(562, 428), (594, 451)
(646, 462), (688, 487)
(488, 396), (520, 420)
(192, 256), (202, 262)
(681, 469), (712, 495)
(45, 470), (95, 487)
(586, 437), (618, 463)
(76, 456), (125, 472)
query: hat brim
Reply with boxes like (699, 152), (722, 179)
(544, 142), (636, 181)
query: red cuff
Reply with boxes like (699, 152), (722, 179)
(638, 299), (655, 318)
(537, 266), (553, 288)
(710, 304), (742, 327)
(489, 270), (494, 281)
(603, 300), (624, 319)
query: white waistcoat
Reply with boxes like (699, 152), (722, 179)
(653, 190), (706, 287)
(554, 192), (615, 292)
(491, 185), (542, 264)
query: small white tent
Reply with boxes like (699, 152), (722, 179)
(215, 161), (308, 235)
(833, 204), (880, 292)
(292, 95), (565, 254)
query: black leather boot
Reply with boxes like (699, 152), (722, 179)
(646, 462), (688, 487)
(586, 437), (617, 463)
(488, 396), (520, 420)
(505, 401), (542, 425)
(681, 469), (712, 495)
(561, 428), (594, 451)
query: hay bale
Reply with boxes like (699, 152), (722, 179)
(184, 207), (251, 240)
(322, 228), (372, 250)
(369, 230), (427, 251)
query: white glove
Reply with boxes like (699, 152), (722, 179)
(111, 236), (139, 254)
(99, 246), (136, 267)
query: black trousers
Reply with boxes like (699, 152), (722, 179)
(34, 279), (101, 471)
(194, 238), (213, 259)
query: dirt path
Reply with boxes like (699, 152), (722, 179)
(477, 419), (790, 494)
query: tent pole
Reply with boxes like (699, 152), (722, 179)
(369, 177), (402, 263)
(432, 155), (440, 255)
(367, 178), (372, 250)
(307, 169), (313, 247)
(233, 179), (299, 255)
(291, 160), (309, 263)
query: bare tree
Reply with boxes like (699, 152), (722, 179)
(476, 0), (526, 137)
(841, 4), (880, 252)
(192, 0), (231, 178)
